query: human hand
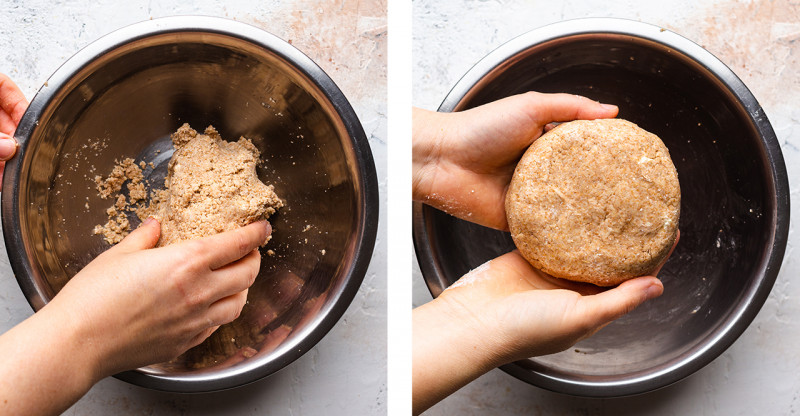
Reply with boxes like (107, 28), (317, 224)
(0, 218), (271, 415)
(412, 235), (676, 414)
(436, 250), (666, 361)
(412, 92), (618, 230)
(0, 73), (26, 177)
(48, 217), (271, 378)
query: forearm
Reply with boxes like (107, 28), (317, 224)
(412, 297), (503, 415)
(0, 304), (103, 415)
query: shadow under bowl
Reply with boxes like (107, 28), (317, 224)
(3, 16), (378, 392)
(413, 18), (788, 397)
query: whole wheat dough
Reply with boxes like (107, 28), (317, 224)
(505, 119), (680, 286)
(144, 124), (283, 246)
(94, 124), (283, 246)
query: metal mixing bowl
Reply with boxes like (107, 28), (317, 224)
(413, 18), (789, 397)
(2, 16), (378, 392)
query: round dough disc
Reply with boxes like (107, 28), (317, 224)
(505, 119), (680, 286)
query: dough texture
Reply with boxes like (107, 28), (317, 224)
(92, 158), (143, 244)
(94, 124), (283, 246)
(145, 124), (283, 246)
(505, 119), (680, 286)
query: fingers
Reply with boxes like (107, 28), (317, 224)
(187, 325), (220, 350)
(0, 133), (18, 161)
(113, 217), (161, 252)
(0, 73), (28, 128)
(187, 285), (253, 350)
(522, 92), (618, 125)
(496, 251), (602, 293)
(536, 272), (606, 296)
(574, 276), (663, 328)
(198, 220), (272, 270)
(207, 290), (249, 327)
(207, 249), (261, 299)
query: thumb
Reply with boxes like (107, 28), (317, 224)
(573, 276), (663, 329)
(113, 217), (161, 252)
(0, 133), (18, 161)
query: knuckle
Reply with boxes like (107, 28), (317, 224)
(249, 266), (259, 286)
(169, 274), (189, 297)
(230, 303), (243, 321)
(234, 292), (248, 318)
(172, 278), (203, 308)
(183, 240), (208, 261)
(187, 291), (207, 309)
(523, 90), (540, 100)
(174, 241), (208, 273)
(222, 298), (245, 324)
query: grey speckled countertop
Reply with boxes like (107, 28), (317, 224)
(0, 1), (387, 414)
(413, 1), (800, 415)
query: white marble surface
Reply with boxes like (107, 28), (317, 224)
(413, 0), (800, 414)
(0, 0), (386, 414)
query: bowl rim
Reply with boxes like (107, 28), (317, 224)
(413, 17), (790, 397)
(2, 15), (379, 393)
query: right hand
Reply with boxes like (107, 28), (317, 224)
(435, 251), (666, 361)
(46, 218), (271, 380)
(413, 236), (676, 415)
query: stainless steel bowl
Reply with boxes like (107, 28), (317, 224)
(413, 18), (789, 397)
(2, 16), (378, 392)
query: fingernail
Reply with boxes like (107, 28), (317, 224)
(645, 283), (663, 300)
(600, 103), (618, 111)
(264, 220), (272, 235)
(143, 216), (156, 226)
(0, 134), (18, 161)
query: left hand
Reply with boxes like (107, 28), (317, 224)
(412, 92), (618, 230)
(0, 73), (26, 178)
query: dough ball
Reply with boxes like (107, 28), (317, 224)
(505, 119), (680, 286)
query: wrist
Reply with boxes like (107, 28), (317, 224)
(0, 302), (104, 414)
(37, 299), (111, 387)
(429, 293), (510, 369)
(412, 293), (508, 413)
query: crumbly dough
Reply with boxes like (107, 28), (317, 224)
(92, 158), (143, 243)
(93, 124), (283, 246)
(94, 157), (143, 199)
(505, 119), (680, 286)
(144, 124), (282, 246)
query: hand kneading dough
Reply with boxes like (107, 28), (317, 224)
(505, 119), (680, 286)
(147, 124), (283, 247)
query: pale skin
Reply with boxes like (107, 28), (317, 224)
(413, 92), (675, 414)
(0, 74), (270, 415)
(0, 73), (24, 166)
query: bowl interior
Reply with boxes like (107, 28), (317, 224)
(417, 32), (777, 392)
(16, 30), (366, 381)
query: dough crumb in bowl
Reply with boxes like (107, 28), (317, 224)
(93, 123), (283, 246)
(505, 118), (680, 286)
